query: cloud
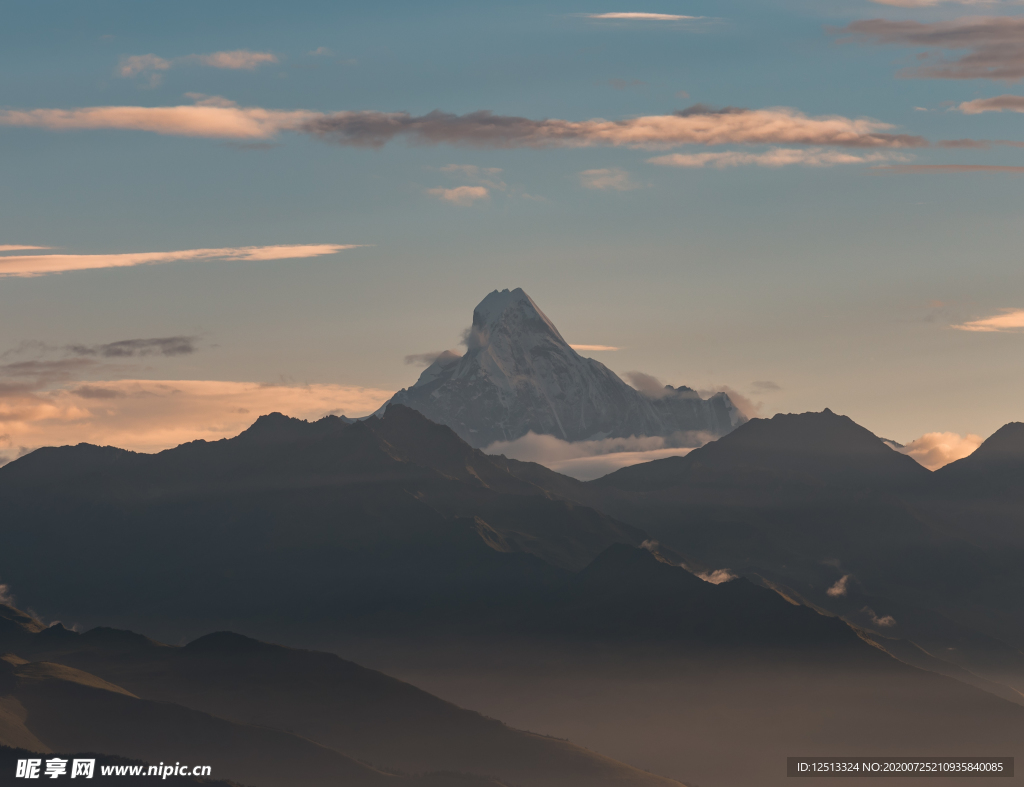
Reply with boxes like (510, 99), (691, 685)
(1, 102), (928, 150)
(569, 344), (620, 352)
(483, 431), (710, 481)
(404, 350), (462, 366)
(838, 17), (1024, 81)
(0, 246), (50, 252)
(827, 575), (851, 597)
(437, 164), (506, 190)
(427, 185), (490, 205)
(190, 50), (278, 70)
(958, 94), (1024, 112)
(66, 337), (198, 358)
(0, 584), (14, 607)
(649, 147), (905, 168)
(888, 431), (982, 470)
(863, 607), (897, 627)
(586, 12), (700, 20)
(0, 102), (320, 140)
(696, 385), (762, 420)
(0, 379), (394, 463)
(579, 167), (641, 190)
(625, 371), (674, 399)
(119, 50), (278, 80)
(873, 164), (1024, 173)
(303, 105), (927, 150)
(953, 307), (1024, 331)
(0, 243), (356, 278)
(751, 380), (781, 393)
(870, 0), (1013, 5)
(118, 54), (172, 78)
(309, 47), (333, 57)
(696, 569), (738, 584)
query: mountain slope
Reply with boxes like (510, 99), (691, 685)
(933, 422), (1024, 499)
(0, 405), (652, 639)
(593, 409), (931, 495)
(385, 289), (742, 448)
(0, 605), (687, 787)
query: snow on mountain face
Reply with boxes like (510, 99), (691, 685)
(386, 288), (745, 449)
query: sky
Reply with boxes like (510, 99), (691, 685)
(1, 0), (1023, 470)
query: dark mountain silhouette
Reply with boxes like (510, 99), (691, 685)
(0, 405), (652, 640)
(592, 409), (931, 494)
(553, 411), (1024, 697)
(0, 603), (686, 787)
(934, 422), (1024, 499)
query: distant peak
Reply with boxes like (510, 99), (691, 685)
(471, 288), (567, 345)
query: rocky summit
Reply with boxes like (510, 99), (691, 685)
(384, 288), (745, 448)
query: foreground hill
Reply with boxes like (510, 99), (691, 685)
(0, 603), (685, 787)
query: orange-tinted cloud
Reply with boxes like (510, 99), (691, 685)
(1, 102), (927, 149)
(426, 185), (489, 205)
(0, 103), (319, 139)
(889, 432), (983, 469)
(649, 148), (904, 168)
(953, 307), (1024, 331)
(958, 94), (1024, 113)
(0, 244), (357, 278)
(872, 164), (1024, 173)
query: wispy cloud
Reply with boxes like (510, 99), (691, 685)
(0, 101), (928, 150)
(427, 185), (490, 205)
(827, 575), (851, 597)
(649, 147), (904, 168)
(958, 94), (1024, 113)
(303, 105), (927, 149)
(887, 431), (982, 469)
(873, 164), (1024, 173)
(569, 344), (620, 351)
(0, 245), (50, 252)
(119, 50), (278, 83)
(66, 337), (198, 358)
(838, 17), (1024, 81)
(0, 244), (357, 278)
(870, 0), (1017, 6)
(484, 431), (706, 481)
(579, 167), (640, 190)
(863, 607), (897, 627)
(952, 307), (1024, 331)
(586, 12), (701, 20)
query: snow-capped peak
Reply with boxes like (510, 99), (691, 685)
(472, 288), (568, 347)
(386, 288), (745, 448)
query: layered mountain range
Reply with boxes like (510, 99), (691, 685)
(384, 289), (744, 448)
(3, 294), (1024, 785)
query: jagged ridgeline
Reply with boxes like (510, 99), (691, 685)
(384, 288), (744, 448)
